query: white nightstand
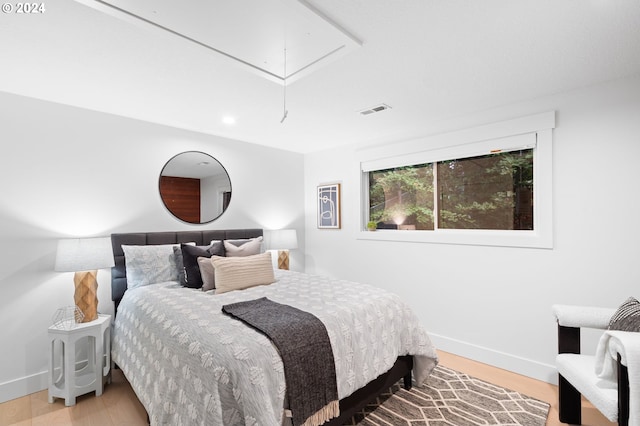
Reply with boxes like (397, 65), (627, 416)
(48, 314), (111, 406)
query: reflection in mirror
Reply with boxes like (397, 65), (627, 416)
(159, 151), (232, 224)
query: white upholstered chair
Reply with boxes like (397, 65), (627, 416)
(553, 304), (640, 426)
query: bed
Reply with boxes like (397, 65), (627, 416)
(110, 229), (438, 425)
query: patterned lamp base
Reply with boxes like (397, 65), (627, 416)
(277, 250), (290, 270)
(74, 270), (98, 322)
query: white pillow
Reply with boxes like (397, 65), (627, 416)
(122, 244), (181, 288)
(212, 252), (275, 294)
(224, 236), (263, 257)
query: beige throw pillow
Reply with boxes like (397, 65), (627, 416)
(212, 252), (275, 294)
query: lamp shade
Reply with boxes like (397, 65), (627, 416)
(269, 229), (298, 250)
(54, 237), (115, 272)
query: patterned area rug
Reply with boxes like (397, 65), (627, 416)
(348, 365), (550, 426)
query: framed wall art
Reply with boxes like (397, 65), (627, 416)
(317, 183), (341, 229)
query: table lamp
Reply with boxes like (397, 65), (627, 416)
(54, 237), (114, 323)
(269, 229), (298, 270)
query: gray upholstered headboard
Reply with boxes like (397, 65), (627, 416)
(111, 229), (263, 312)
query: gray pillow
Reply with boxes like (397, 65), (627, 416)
(224, 236), (263, 257)
(608, 297), (640, 332)
(173, 246), (187, 286)
(198, 257), (216, 291)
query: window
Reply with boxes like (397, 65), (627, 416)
(369, 149), (533, 231)
(369, 164), (434, 230)
(359, 112), (555, 248)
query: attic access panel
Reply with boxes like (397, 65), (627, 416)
(73, 0), (361, 84)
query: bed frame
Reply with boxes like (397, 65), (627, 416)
(110, 229), (413, 425)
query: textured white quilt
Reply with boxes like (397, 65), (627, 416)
(112, 270), (438, 426)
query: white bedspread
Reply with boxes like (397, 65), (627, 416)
(112, 270), (438, 426)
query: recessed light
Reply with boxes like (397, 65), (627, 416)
(222, 116), (236, 125)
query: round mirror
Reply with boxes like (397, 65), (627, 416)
(159, 151), (232, 224)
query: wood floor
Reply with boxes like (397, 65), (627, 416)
(0, 350), (615, 426)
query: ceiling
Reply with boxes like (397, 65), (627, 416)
(71, 0), (362, 84)
(2, 0), (640, 154)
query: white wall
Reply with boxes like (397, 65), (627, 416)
(201, 173), (231, 222)
(304, 73), (640, 383)
(0, 92), (304, 402)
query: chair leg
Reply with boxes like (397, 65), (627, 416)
(618, 355), (629, 426)
(558, 374), (582, 425)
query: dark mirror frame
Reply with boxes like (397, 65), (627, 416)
(159, 151), (232, 224)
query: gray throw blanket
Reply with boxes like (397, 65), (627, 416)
(222, 297), (339, 426)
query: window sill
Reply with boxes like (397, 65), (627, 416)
(357, 229), (552, 249)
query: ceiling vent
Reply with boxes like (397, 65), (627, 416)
(359, 103), (392, 116)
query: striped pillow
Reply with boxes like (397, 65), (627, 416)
(608, 297), (640, 332)
(212, 252), (275, 294)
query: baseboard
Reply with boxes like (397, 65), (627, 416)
(430, 333), (558, 385)
(0, 361), (94, 404)
(0, 371), (48, 404)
